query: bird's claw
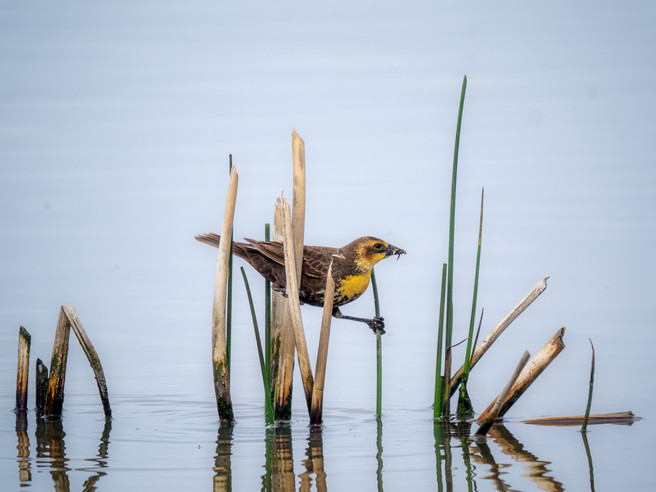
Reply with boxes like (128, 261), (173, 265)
(368, 316), (386, 335)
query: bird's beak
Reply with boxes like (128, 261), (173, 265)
(386, 244), (406, 259)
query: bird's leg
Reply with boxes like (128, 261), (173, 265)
(332, 307), (386, 334)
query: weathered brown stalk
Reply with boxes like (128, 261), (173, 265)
(35, 358), (49, 415)
(522, 412), (639, 426)
(450, 277), (549, 396)
(45, 307), (72, 418)
(15, 326), (31, 413)
(272, 200), (295, 419)
(212, 166), (238, 421)
(476, 327), (566, 424)
(63, 305), (112, 418)
(476, 350), (530, 436)
(280, 196), (314, 412)
(310, 261), (336, 425)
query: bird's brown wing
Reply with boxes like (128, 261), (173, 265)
(244, 239), (338, 279)
(302, 246), (341, 279)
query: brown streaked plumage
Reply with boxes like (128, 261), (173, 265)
(195, 233), (406, 333)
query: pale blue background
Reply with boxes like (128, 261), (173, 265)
(1, 1), (655, 490)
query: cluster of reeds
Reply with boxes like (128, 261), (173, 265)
(206, 80), (637, 431)
(210, 130), (365, 425)
(14, 305), (111, 419)
(430, 76), (638, 434)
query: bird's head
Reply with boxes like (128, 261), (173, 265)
(348, 236), (406, 271)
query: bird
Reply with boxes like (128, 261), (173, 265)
(195, 233), (406, 333)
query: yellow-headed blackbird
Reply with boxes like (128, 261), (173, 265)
(195, 233), (406, 333)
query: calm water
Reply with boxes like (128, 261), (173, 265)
(1, 393), (647, 491)
(2, 1), (656, 490)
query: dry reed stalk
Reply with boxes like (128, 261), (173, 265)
(63, 305), (112, 418)
(449, 276), (549, 397)
(271, 200), (295, 419)
(521, 411), (639, 426)
(310, 261), (336, 425)
(280, 196), (314, 412)
(476, 327), (566, 424)
(15, 326), (31, 412)
(476, 350), (530, 436)
(212, 166), (238, 421)
(273, 130), (307, 420)
(291, 129), (306, 277)
(45, 307), (72, 417)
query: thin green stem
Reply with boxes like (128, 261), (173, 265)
(264, 223), (271, 388)
(582, 338), (595, 433)
(444, 75), (467, 418)
(240, 267), (274, 425)
(458, 188), (484, 421)
(371, 268), (382, 417)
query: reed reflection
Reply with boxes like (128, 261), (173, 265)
(14, 414), (113, 492)
(434, 421), (567, 492)
(213, 421), (234, 492)
(262, 423), (295, 492)
(80, 419), (112, 491)
(376, 416), (383, 492)
(487, 424), (563, 492)
(35, 416), (70, 491)
(15, 412), (31, 484)
(299, 426), (326, 492)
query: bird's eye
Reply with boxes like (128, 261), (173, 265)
(373, 243), (384, 250)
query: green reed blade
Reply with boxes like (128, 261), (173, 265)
(458, 187), (484, 418)
(371, 267), (382, 417)
(240, 266), (274, 425)
(434, 263), (448, 420)
(582, 338), (595, 433)
(444, 75), (468, 417)
(264, 223), (271, 385)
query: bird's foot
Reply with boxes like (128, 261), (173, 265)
(367, 316), (386, 335)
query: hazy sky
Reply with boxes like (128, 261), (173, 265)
(1, 1), (655, 420)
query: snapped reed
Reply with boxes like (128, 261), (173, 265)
(476, 327), (566, 424)
(310, 260), (336, 425)
(280, 195), (314, 413)
(211, 165), (238, 422)
(15, 326), (31, 413)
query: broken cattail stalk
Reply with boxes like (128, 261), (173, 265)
(476, 350), (530, 436)
(273, 198), (295, 420)
(522, 411), (640, 426)
(63, 305), (112, 418)
(280, 196), (314, 413)
(45, 307), (72, 418)
(449, 276), (549, 397)
(310, 260), (336, 425)
(212, 165), (238, 421)
(15, 326), (31, 413)
(35, 358), (49, 415)
(476, 327), (566, 424)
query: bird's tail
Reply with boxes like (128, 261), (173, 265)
(195, 232), (222, 249)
